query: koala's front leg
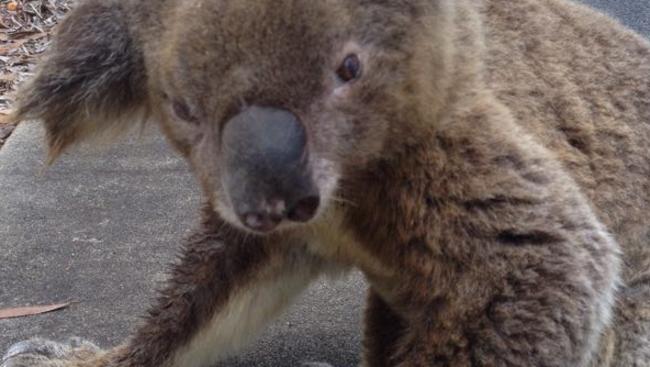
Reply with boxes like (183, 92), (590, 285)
(385, 254), (619, 367)
(3, 225), (324, 367)
(385, 207), (619, 366)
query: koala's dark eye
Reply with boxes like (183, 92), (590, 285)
(336, 54), (362, 83)
(172, 100), (198, 123)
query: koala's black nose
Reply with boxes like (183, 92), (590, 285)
(224, 106), (307, 171)
(241, 208), (284, 233)
(222, 106), (321, 232)
(240, 194), (320, 232)
(287, 195), (321, 222)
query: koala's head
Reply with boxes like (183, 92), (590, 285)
(14, 0), (453, 234)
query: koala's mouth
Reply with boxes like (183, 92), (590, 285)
(219, 105), (323, 233)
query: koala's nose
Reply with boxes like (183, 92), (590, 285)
(240, 201), (285, 232)
(222, 106), (321, 232)
(241, 194), (320, 232)
(224, 106), (307, 170)
(287, 195), (320, 222)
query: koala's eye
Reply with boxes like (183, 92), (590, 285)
(172, 100), (198, 123)
(336, 54), (362, 83)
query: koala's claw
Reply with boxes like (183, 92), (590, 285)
(2, 337), (99, 367)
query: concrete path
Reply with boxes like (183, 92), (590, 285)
(0, 1), (647, 366)
(583, 0), (650, 36)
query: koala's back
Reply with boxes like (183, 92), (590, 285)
(483, 0), (650, 282)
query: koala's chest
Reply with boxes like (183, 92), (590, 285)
(304, 208), (395, 283)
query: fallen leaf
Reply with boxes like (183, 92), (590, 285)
(0, 303), (71, 320)
(0, 74), (16, 81)
(7, 2), (19, 12)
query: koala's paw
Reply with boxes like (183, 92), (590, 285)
(2, 337), (100, 367)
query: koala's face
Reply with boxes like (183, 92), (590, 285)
(145, 0), (421, 234)
(15, 0), (445, 235)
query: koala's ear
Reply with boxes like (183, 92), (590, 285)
(12, 0), (146, 162)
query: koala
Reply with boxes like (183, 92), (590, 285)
(3, 0), (650, 366)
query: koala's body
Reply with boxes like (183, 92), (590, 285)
(3, 0), (650, 366)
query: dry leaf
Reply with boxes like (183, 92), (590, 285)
(0, 114), (15, 125)
(0, 74), (16, 81)
(0, 303), (71, 320)
(7, 2), (19, 12)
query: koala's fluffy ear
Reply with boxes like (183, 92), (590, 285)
(12, 0), (146, 162)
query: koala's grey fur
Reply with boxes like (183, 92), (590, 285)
(3, 0), (650, 366)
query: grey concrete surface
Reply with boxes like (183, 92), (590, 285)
(579, 0), (650, 36)
(0, 1), (647, 366)
(0, 123), (199, 345)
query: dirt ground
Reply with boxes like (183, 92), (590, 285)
(0, 0), (72, 148)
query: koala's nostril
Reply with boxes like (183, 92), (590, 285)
(242, 211), (282, 233)
(287, 196), (321, 223)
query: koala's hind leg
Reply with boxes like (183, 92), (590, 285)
(361, 290), (406, 367)
(606, 278), (650, 366)
(3, 218), (325, 367)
